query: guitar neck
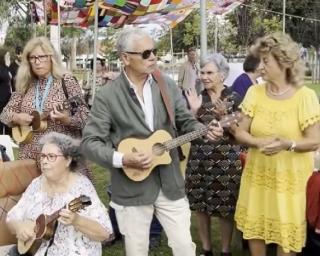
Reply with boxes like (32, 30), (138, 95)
(164, 126), (208, 150)
(162, 112), (240, 151)
(45, 208), (64, 225)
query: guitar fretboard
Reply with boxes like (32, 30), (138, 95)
(46, 208), (63, 225)
(164, 126), (208, 150)
(162, 112), (239, 151)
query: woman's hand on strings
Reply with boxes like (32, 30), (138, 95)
(50, 103), (71, 125)
(13, 113), (33, 126)
(59, 208), (79, 226)
(206, 120), (223, 141)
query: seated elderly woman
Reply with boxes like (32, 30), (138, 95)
(5, 132), (113, 256)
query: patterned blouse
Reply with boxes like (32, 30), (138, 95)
(7, 174), (113, 256)
(185, 87), (243, 217)
(0, 74), (89, 161)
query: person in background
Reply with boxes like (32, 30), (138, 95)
(8, 46), (22, 92)
(83, 58), (117, 108)
(178, 47), (200, 91)
(184, 53), (242, 256)
(231, 32), (320, 256)
(0, 48), (12, 135)
(231, 54), (261, 101)
(5, 132), (113, 256)
(301, 150), (320, 256)
(0, 37), (90, 177)
(81, 27), (223, 256)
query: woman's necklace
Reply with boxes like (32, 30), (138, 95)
(267, 85), (292, 96)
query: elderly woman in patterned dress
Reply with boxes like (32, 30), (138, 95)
(184, 53), (242, 256)
(0, 37), (89, 174)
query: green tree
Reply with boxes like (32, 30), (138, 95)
(2, 0), (43, 51)
(5, 22), (33, 50)
(157, 11), (201, 53)
(227, 0), (320, 49)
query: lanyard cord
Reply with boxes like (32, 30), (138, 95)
(35, 75), (53, 112)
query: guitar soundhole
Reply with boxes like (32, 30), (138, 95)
(153, 143), (165, 156)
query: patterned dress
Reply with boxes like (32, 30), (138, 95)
(185, 87), (243, 217)
(7, 174), (113, 256)
(0, 74), (89, 162)
(235, 85), (320, 253)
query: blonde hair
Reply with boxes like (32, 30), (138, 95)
(250, 32), (304, 87)
(16, 37), (69, 94)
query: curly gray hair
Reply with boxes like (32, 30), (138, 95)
(39, 132), (83, 171)
(201, 53), (230, 81)
(116, 27), (153, 55)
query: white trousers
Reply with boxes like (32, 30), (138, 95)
(111, 190), (196, 256)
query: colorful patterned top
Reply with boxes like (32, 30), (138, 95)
(0, 74), (89, 161)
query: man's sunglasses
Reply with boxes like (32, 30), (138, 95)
(125, 49), (157, 59)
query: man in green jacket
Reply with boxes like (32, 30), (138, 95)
(81, 27), (223, 256)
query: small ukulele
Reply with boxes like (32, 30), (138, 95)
(118, 112), (241, 182)
(12, 96), (83, 144)
(17, 195), (92, 256)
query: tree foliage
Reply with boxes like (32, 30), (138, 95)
(157, 11), (201, 53)
(227, 0), (320, 49)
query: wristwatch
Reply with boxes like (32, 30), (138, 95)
(288, 141), (296, 152)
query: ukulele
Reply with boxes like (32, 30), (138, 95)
(12, 96), (83, 144)
(118, 112), (241, 182)
(17, 195), (92, 256)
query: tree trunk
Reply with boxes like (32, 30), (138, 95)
(71, 36), (77, 71)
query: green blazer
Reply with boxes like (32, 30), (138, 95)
(81, 72), (204, 206)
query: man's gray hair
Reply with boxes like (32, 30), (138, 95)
(116, 27), (152, 54)
(39, 132), (83, 171)
(201, 53), (230, 80)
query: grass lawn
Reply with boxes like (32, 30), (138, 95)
(306, 82), (320, 96)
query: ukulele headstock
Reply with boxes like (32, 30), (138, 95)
(68, 195), (92, 212)
(218, 112), (242, 128)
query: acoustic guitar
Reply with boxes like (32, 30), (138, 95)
(118, 112), (241, 181)
(17, 195), (92, 256)
(12, 96), (83, 144)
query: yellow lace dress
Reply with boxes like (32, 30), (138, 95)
(234, 84), (320, 253)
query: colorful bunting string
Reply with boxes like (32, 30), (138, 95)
(31, 0), (245, 28)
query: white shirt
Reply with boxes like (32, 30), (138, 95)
(112, 71), (154, 168)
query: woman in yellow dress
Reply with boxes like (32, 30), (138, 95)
(232, 32), (320, 256)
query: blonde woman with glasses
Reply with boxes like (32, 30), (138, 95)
(0, 37), (89, 175)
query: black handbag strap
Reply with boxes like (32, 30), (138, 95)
(61, 77), (69, 100)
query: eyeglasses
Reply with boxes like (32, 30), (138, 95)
(125, 49), (157, 59)
(200, 71), (218, 75)
(28, 55), (51, 63)
(39, 153), (65, 162)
